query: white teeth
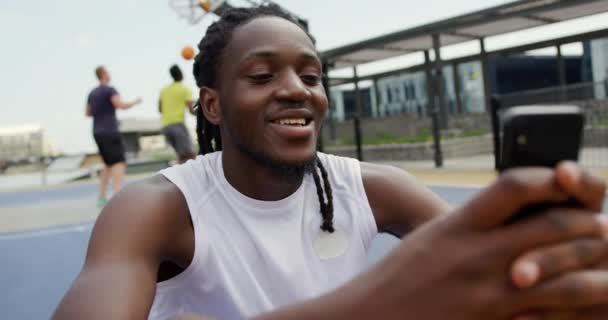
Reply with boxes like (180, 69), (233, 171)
(277, 118), (306, 126)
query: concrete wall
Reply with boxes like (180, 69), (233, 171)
(322, 113), (491, 143)
(325, 134), (493, 161)
(322, 99), (608, 162)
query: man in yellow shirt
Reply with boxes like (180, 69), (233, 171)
(159, 65), (196, 163)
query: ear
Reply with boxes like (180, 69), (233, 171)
(200, 87), (221, 125)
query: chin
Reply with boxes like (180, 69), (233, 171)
(238, 142), (318, 176)
(278, 144), (318, 164)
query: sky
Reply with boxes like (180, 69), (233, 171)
(1, 0), (608, 154)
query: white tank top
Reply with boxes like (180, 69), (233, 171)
(149, 152), (377, 320)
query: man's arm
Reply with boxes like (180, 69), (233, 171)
(52, 175), (193, 320)
(186, 100), (195, 115)
(361, 162), (450, 236)
(85, 104), (92, 117)
(110, 94), (142, 110)
(185, 87), (195, 115)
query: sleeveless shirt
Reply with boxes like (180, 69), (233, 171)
(149, 152), (377, 319)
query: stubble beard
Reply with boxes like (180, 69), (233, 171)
(234, 139), (317, 181)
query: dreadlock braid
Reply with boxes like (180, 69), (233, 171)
(311, 160), (335, 233)
(317, 160), (334, 232)
(192, 4), (334, 232)
(194, 102), (210, 155)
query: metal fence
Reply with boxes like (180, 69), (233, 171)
(495, 80), (608, 169)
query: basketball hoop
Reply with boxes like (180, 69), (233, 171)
(169, 0), (228, 24)
(169, 0), (292, 25)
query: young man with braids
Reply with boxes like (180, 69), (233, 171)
(57, 5), (608, 320)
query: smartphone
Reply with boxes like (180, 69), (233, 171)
(498, 105), (585, 222)
(498, 105), (585, 172)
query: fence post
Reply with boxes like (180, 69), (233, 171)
(557, 44), (567, 102)
(40, 156), (47, 187)
(425, 50), (443, 168)
(319, 59), (331, 153)
(353, 66), (364, 161)
(354, 116), (363, 161)
(490, 96), (501, 171)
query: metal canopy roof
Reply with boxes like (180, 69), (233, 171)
(321, 0), (608, 69)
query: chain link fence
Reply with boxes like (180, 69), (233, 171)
(323, 80), (608, 172)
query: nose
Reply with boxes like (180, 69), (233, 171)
(275, 70), (311, 102)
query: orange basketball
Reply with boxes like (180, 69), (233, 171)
(198, 1), (211, 12)
(181, 46), (195, 60)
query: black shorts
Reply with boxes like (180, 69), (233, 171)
(94, 133), (126, 166)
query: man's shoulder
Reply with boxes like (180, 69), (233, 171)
(180, 82), (192, 93)
(359, 162), (412, 185)
(314, 153), (366, 195)
(102, 174), (189, 233)
(159, 155), (222, 199)
(316, 154), (410, 184)
(172, 82), (192, 95)
(161, 82), (190, 95)
(132, 173), (181, 192)
(114, 175), (184, 209)
(160, 83), (172, 93)
(111, 175), (180, 206)
(91, 85), (117, 96)
(317, 152), (354, 164)
(88, 85), (101, 95)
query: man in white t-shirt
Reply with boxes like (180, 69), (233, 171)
(55, 4), (608, 320)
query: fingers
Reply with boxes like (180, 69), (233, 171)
(519, 270), (608, 309)
(574, 304), (608, 320)
(167, 314), (211, 320)
(501, 208), (608, 255)
(511, 238), (608, 289)
(456, 163), (606, 230)
(513, 311), (575, 320)
(458, 167), (569, 229)
(555, 162), (607, 212)
(595, 258), (608, 269)
(514, 304), (608, 320)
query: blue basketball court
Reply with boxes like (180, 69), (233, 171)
(1, 183), (605, 319)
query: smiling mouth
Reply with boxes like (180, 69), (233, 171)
(271, 118), (312, 126)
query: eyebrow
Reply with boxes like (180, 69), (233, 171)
(241, 50), (321, 63)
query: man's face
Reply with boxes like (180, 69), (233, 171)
(100, 68), (110, 83)
(214, 16), (328, 170)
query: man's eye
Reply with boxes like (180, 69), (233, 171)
(301, 75), (320, 85)
(248, 74), (273, 83)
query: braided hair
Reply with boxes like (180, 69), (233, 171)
(192, 4), (334, 232)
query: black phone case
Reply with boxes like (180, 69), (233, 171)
(499, 105), (584, 172)
(498, 105), (585, 223)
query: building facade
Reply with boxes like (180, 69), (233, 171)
(0, 124), (59, 162)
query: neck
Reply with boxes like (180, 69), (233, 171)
(221, 146), (305, 201)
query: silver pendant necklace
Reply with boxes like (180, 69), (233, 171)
(313, 229), (349, 260)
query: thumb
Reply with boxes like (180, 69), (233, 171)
(555, 161), (606, 212)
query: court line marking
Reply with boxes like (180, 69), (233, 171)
(0, 223), (94, 241)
